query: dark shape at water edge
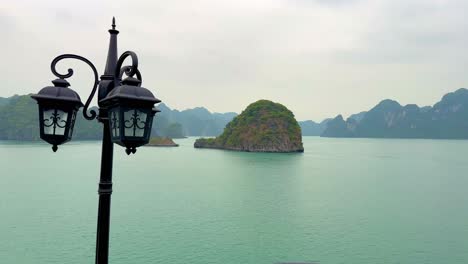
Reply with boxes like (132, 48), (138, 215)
(194, 100), (304, 153)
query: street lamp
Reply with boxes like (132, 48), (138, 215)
(100, 52), (160, 154)
(31, 78), (83, 152)
(31, 18), (160, 264)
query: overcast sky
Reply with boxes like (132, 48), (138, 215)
(2, 0), (468, 121)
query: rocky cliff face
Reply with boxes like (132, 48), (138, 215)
(322, 88), (468, 139)
(194, 100), (304, 152)
(299, 119), (330, 136)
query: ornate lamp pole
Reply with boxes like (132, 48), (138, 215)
(31, 18), (161, 264)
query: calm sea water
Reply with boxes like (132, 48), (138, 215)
(1, 137), (468, 264)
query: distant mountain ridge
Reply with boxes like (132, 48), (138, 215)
(322, 88), (468, 139)
(154, 103), (237, 137)
(2, 89), (467, 140)
(0, 96), (11, 107)
(158, 103), (329, 137)
(0, 95), (240, 140)
(0, 94), (324, 140)
(299, 119), (330, 136)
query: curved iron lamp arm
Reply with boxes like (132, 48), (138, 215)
(119, 66), (142, 84)
(51, 54), (99, 120)
(115, 51), (142, 83)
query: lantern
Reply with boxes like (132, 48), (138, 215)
(31, 79), (84, 152)
(99, 76), (160, 154)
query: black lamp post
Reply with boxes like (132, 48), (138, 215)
(31, 18), (161, 264)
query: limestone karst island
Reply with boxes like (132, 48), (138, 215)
(194, 100), (304, 152)
(146, 137), (179, 147)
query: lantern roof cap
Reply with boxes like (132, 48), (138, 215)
(99, 79), (161, 105)
(31, 79), (84, 106)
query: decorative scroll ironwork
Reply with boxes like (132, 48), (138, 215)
(115, 51), (142, 84)
(124, 110), (146, 136)
(119, 66), (142, 85)
(43, 109), (67, 135)
(110, 111), (120, 137)
(51, 54), (99, 120)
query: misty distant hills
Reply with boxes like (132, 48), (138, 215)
(2, 89), (468, 140)
(155, 103), (330, 137)
(0, 95), (26, 107)
(154, 103), (237, 137)
(322, 88), (468, 139)
(0, 94), (327, 140)
(0, 96), (11, 107)
(299, 119), (330, 136)
(0, 95), (103, 141)
(0, 95), (239, 140)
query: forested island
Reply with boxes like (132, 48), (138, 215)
(0, 95), (236, 140)
(194, 100), (304, 152)
(1, 88), (468, 141)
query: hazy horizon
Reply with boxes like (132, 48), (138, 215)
(2, 0), (468, 120)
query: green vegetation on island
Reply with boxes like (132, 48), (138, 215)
(3, 88), (468, 141)
(0, 95), (101, 140)
(0, 95), (234, 141)
(0, 95), (39, 140)
(194, 100), (304, 152)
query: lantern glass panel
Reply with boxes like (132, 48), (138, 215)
(109, 109), (120, 138)
(123, 109), (147, 137)
(43, 109), (68, 136)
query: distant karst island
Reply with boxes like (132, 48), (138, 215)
(194, 100), (304, 152)
(1, 88), (468, 141)
(322, 88), (468, 139)
(146, 137), (179, 147)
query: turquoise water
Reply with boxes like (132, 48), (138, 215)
(1, 137), (468, 264)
